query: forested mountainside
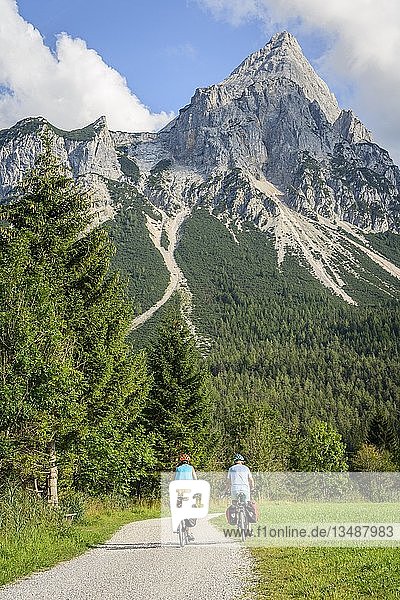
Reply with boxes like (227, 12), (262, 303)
(175, 210), (399, 457)
(0, 31), (399, 474)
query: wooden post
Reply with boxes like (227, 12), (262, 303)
(48, 439), (59, 507)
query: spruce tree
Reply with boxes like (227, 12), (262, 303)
(0, 148), (85, 494)
(0, 139), (153, 495)
(147, 309), (212, 470)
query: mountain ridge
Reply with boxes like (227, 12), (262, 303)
(0, 31), (399, 306)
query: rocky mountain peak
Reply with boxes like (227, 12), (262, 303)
(161, 31), (347, 180)
(0, 31), (399, 305)
(223, 31), (340, 124)
(91, 115), (108, 133)
(230, 30), (301, 76)
(269, 30), (298, 46)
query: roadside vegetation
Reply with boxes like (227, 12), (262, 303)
(0, 141), (212, 583)
(0, 483), (159, 586)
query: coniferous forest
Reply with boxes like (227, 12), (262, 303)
(0, 150), (211, 502)
(0, 150), (399, 507)
(174, 210), (400, 470)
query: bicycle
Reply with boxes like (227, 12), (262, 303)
(233, 491), (251, 542)
(177, 518), (189, 547)
(176, 493), (195, 547)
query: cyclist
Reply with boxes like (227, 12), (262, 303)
(175, 453), (197, 481)
(175, 453), (197, 541)
(227, 453), (254, 502)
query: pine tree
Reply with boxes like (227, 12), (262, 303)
(147, 309), (212, 470)
(0, 139), (153, 495)
(367, 409), (399, 454)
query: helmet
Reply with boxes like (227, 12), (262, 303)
(179, 453), (190, 463)
(233, 453), (245, 463)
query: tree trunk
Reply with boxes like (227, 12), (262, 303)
(48, 439), (59, 507)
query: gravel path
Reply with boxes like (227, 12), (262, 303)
(0, 515), (254, 600)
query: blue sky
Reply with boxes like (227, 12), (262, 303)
(2, 0), (400, 161)
(14, 0), (278, 114)
(15, 0), (335, 114)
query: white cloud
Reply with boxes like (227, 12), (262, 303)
(0, 0), (173, 132)
(198, 0), (400, 163)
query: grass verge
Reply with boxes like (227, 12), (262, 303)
(250, 547), (400, 599)
(0, 493), (159, 587)
(210, 501), (400, 598)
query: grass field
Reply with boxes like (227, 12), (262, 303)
(210, 500), (400, 598)
(213, 500), (400, 544)
(250, 546), (400, 599)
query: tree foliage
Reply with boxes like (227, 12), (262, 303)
(291, 421), (348, 472)
(0, 141), (154, 495)
(173, 209), (400, 468)
(352, 444), (397, 472)
(147, 310), (213, 470)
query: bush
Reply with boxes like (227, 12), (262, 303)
(352, 444), (397, 471)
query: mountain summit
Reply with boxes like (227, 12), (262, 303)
(227, 31), (340, 124)
(159, 31), (375, 189)
(0, 32), (399, 304)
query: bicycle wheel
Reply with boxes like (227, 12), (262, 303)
(178, 521), (186, 547)
(184, 525), (190, 544)
(238, 509), (247, 542)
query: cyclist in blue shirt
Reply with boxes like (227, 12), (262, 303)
(175, 453), (197, 540)
(175, 453), (197, 480)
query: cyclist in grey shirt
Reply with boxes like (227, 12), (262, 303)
(227, 453), (254, 502)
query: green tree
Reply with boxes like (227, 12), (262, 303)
(367, 410), (399, 455)
(0, 147), (87, 496)
(0, 140), (153, 496)
(292, 420), (348, 471)
(241, 412), (289, 471)
(0, 231), (82, 493)
(147, 309), (212, 470)
(352, 443), (397, 472)
(76, 350), (154, 496)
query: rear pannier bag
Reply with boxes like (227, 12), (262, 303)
(226, 505), (237, 525)
(246, 501), (258, 523)
(185, 518), (197, 527)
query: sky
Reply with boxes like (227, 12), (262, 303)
(1, 0), (400, 162)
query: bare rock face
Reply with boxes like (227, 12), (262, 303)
(156, 31), (399, 234)
(0, 115), (123, 223)
(333, 109), (373, 144)
(160, 32), (342, 179)
(0, 31), (399, 303)
(0, 114), (121, 185)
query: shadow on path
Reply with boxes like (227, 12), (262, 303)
(94, 540), (239, 550)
